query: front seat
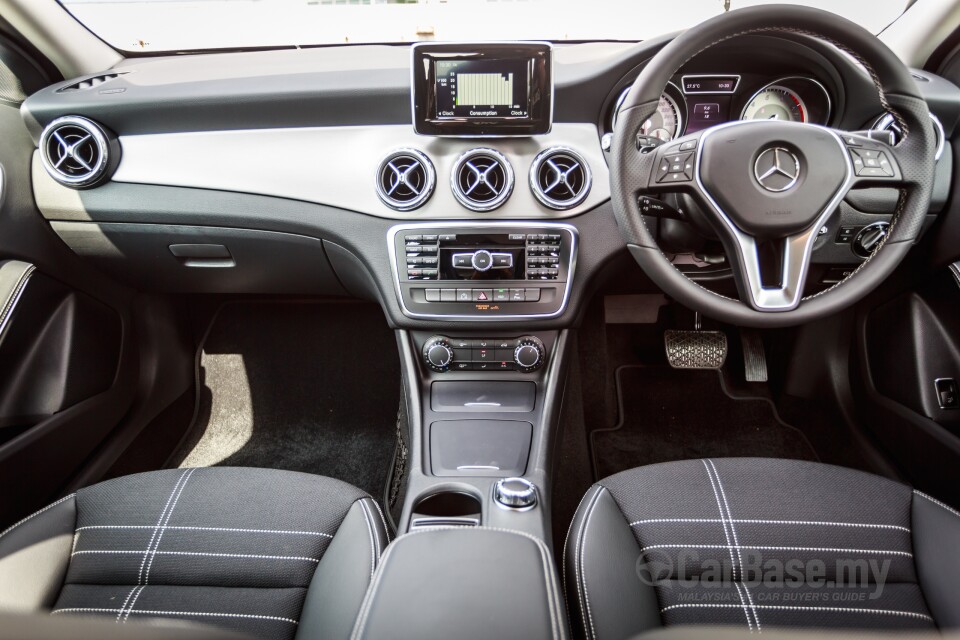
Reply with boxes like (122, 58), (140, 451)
(0, 467), (389, 640)
(564, 458), (960, 639)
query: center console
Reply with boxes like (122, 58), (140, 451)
(389, 223), (577, 319)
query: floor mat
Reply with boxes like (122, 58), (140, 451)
(172, 301), (400, 499)
(591, 366), (818, 479)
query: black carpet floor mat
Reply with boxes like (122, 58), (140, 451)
(171, 301), (400, 499)
(591, 366), (818, 479)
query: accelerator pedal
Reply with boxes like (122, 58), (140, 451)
(740, 329), (769, 383)
(664, 329), (728, 370)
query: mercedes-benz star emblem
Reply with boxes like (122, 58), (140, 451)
(754, 147), (800, 192)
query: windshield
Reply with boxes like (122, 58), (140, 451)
(61, 0), (909, 54)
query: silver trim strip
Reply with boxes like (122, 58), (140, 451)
(695, 120), (854, 311)
(387, 221), (578, 321)
(0, 263), (37, 343)
(107, 124), (609, 220)
(681, 74), (742, 95)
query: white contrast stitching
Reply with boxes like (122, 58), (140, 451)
(579, 487), (606, 640)
(51, 608), (298, 625)
(562, 486), (592, 621)
(629, 518), (911, 533)
(0, 493), (75, 541)
(702, 460), (752, 631)
(709, 459), (760, 633)
(144, 468), (195, 585)
(71, 550), (320, 562)
(358, 499), (376, 578)
(370, 500), (391, 543)
(365, 499), (382, 562)
(659, 603), (933, 621)
(75, 525), (334, 538)
(122, 586), (146, 623)
(914, 491), (960, 520)
(575, 487), (604, 640)
(638, 544), (913, 558)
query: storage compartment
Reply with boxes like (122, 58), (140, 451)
(410, 491), (482, 529)
(431, 380), (536, 412)
(429, 419), (532, 476)
(352, 528), (565, 640)
(49, 221), (347, 295)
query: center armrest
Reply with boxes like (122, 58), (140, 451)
(350, 527), (567, 640)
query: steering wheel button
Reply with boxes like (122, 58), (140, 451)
(679, 140), (697, 151)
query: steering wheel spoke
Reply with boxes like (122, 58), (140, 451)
(724, 223), (824, 311)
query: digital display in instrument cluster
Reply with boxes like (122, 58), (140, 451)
(434, 58), (531, 120)
(686, 96), (732, 133)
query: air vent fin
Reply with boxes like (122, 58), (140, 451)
(58, 72), (125, 92)
(529, 147), (592, 210)
(39, 116), (113, 188)
(376, 149), (435, 211)
(451, 148), (514, 212)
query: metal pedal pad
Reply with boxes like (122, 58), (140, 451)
(740, 329), (769, 383)
(664, 330), (728, 369)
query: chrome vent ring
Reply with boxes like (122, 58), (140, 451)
(39, 116), (112, 188)
(451, 148), (514, 212)
(376, 149), (436, 211)
(529, 147), (592, 210)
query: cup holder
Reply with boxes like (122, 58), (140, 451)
(410, 491), (481, 530)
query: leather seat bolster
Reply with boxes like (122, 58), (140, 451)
(912, 491), (960, 628)
(564, 485), (662, 640)
(297, 497), (390, 640)
(0, 493), (76, 611)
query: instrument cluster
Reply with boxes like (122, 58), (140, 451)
(608, 73), (832, 141)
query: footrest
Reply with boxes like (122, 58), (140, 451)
(664, 330), (728, 369)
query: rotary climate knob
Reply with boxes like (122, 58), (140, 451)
(423, 336), (454, 372)
(513, 336), (545, 372)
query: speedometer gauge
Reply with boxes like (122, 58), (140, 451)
(611, 84), (684, 142)
(741, 85), (808, 123)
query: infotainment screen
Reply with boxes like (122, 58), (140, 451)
(412, 42), (552, 136)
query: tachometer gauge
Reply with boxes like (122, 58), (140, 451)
(741, 85), (808, 123)
(611, 85), (684, 142)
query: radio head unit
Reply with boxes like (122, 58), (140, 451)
(390, 224), (576, 320)
(411, 42), (553, 137)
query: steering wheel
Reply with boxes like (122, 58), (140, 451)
(611, 5), (937, 328)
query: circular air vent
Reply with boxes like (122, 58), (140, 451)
(39, 116), (112, 188)
(529, 147), (592, 210)
(871, 112), (944, 161)
(451, 148), (514, 212)
(376, 149), (436, 211)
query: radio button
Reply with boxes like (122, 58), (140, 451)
(524, 288), (541, 302)
(510, 288), (526, 301)
(493, 288), (510, 302)
(456, 289), (472, 302)
(425, 289), (441, 302)
(492, 253), (513, 268)
(421, 234), (438, 242)
(439, 234), (457, 242)
(440, 289), (456, 302)
(471, 250), (494, 272)
(508, 233), (527, 241)
(452, 253), (473, 268)
(405, 235), (422, 243)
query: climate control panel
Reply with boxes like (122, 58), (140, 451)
(422, 336), (546, 373)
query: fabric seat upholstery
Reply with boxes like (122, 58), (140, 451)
(0, 467), (390, 640)
(564, 458), (960, 639)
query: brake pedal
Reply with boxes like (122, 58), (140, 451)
(664, 329), (728, 370)
(740, 329), (768, 382)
